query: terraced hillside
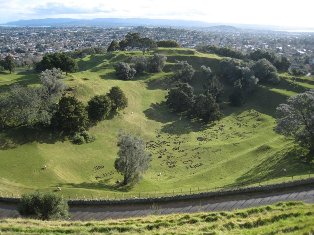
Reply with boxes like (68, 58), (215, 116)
(0, 202), (313, 234)
(0, 48), (313, 198)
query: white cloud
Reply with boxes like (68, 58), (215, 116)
(0, 0), (313, 28)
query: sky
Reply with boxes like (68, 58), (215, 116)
(0, 0), (313, 28)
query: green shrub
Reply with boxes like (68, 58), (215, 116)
(18, 192), (69, 220)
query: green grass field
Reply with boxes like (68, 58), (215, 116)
(0, 48), (313, 198)
(0, 202), (313, 234)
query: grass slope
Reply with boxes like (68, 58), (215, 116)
(0, 48), (313, 198)
(0, 202), (313, 234)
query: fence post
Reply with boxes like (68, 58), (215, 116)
(190, 188), (191, 194)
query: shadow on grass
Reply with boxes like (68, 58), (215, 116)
(58, 179), (133, 193)
(77, 54), (110, 72)
(227, 147), (314, 187)
(0, 126), (62, 150)
(0, 72), (40, 95)
(144, 102), (209, 134)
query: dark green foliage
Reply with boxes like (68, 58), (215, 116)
(147, 54), (167, 73)
(250, 49), (291, 72)
(252, 59), (279, 84)
(52, 96), (88, 134)
(173, 61), (195, 83)
(114, 62), (136, 80)
(71, 131), (95, 145)
(108, 86), (128, 112)
(276, 90), (314, 160)
(18, 192), (69, 220)
(36, 52), (78, 74)
(249, 49), (276, 64)
(139, 37), (157, 54)
(88, 95), (112, 122)
(3, 55), (15, 73)
(289, 67), (307, 76)
(157, 40), (180, 48)
(229, 88), (245, 107)
(201, 65), (224, 101)
(107, 40), (120, 52)
(274, 56), (291, 72)
(192, 93), (222, 122)
(218, 58), (244, 82)
(114, 132), (151, 185)
(131, 56), (147, 74)
(0, 69), (66, 128)
(166, 83), (194, 113)
(198, 45), (245, 59)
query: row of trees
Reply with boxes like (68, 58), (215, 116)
(107, 33), (180, 53)
(0, 68), (128, 144)
(114, 54), (167, 80)
(197, 46), (291, 72)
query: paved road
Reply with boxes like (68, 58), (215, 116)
(1, 187), (313, 221)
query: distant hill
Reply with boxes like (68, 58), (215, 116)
(5, 18), (217, 28)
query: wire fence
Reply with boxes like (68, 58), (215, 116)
(0, 174), (313, 201)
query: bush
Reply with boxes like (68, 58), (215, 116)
(131, 56), (147, 74)
(87, 95), (112, 122)
(52, 96), (88, 134)
(173, 61), (195, 83)
(18, 192), (69, 220)
(71, 131), (95, 145)
(147, 54), (167, 73)
(252, 59), (279, 84)
(108, 86), (128, 112)
(114, 62), (136, 80)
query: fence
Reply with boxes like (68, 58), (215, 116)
(0, 174), (313, 204)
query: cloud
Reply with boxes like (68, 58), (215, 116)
(0, 0), (313, 28)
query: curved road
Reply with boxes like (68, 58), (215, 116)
(0, 186), (314, 221)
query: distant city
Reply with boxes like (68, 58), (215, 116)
(0, 19), (313, 72)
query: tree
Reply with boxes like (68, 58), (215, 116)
(0, 69), (66, 128)
(0, 85), (42, 128)
(275, 90), (314, 160)
(249, 49), (276, 64)
(125, 32), (141, 49)
(87, 95), (112, 122)
(35, 53), (78, 74)
(107, 40), (120, 52)
(201, 65), (224, 101)
(107, 86), (128, 112)
(52, 96), (88, 134)
(139, 37), (157, 54)
(192, 93), (222, 122)
(62, 54), (78, 75)
(40, 68), (66, 101)
(131, 56), (147, 74)
(166, 83), (194, 113)
(18, 192), (68, 220)
(3, 55), (15, 73)
(114, 62), (136, 80)
(252, 59), (279, 84)
(173, 61), (195, 83)
(147, 54), (167, 73)
(114, 132), (151, 185)
(274, 56), (291, 72)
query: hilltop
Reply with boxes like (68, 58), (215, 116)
(0, 47), (313, 199)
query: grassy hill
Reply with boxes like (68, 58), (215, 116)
(0, 48), (313, 198)
(0, 202), (313, 234)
